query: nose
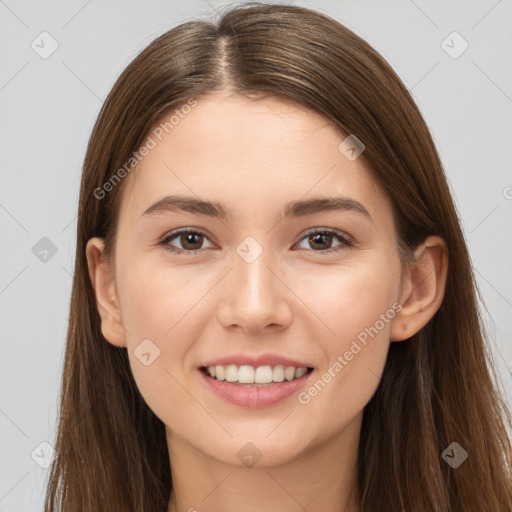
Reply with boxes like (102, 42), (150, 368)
(216, 247), (293, 335)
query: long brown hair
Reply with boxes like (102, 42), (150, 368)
(45, 3), (512, 510)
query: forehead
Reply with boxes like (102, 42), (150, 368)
(118, 92), (391, 226)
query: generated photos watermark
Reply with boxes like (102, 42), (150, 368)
(93, 97), (198, 200)
(297, 301), (402, 405)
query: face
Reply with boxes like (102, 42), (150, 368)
(97, 92), (406, 467)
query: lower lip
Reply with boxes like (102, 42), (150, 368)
(199, 369), (313, 408)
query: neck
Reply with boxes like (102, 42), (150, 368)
(166, 413), (362, 512)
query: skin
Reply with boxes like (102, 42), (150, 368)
(86, 91), (448, 512)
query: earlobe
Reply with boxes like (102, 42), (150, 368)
(85, 237), (127, 348)
(391, 235), (449, 342)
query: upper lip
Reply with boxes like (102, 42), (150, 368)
(201, 353), (313, 369)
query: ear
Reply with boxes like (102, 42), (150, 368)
(390, 235), (449, 342)
(85, 237), (127, 348)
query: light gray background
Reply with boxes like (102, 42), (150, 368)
(1, 0), (511, 510)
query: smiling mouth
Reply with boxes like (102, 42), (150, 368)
(200, 365), (314, 386)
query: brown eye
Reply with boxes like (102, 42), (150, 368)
(308, 232), (333, 251)
(296, 229), (353, 254)
(161, 229), (214, 254)
(178, 232), (204, 251)
(161, 228), (352, 256)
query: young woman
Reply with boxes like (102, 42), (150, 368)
(45, 3), (512, 511)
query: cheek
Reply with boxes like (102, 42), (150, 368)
(292, 259), (400, 432)
(118, 250), (212, 346)
(293, 253), (400, 348)
(117, 255), (236, 427)
(288, 257), (400, 410)
(115, 260), (195, 421)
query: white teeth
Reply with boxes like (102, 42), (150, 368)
(254, 365), (273, 384)
(225, 364), (238, 382)
(204, 364), (310, 384)
(238, 365), (255, 384)
(295, 367), (308, 378)
(215, 365), (225, 381)
(284, 366), (296, 381)
(272, 365), (285, 382)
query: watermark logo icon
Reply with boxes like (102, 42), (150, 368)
(237, 442), (262, 467)
(32, 237), (58, 263)
(31, 31), (59, 59)
(441, 31), (469, 59)
(338, 134), (365, 161)
(31, 441), (54, 469)
(442, 442), (468, 468)
(134, 338), (161, 366)
(236, 236), (263, 264)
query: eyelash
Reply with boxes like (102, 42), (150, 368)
(159, 228), (354, 256)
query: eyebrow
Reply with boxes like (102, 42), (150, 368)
(141, 194), (373, 223)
